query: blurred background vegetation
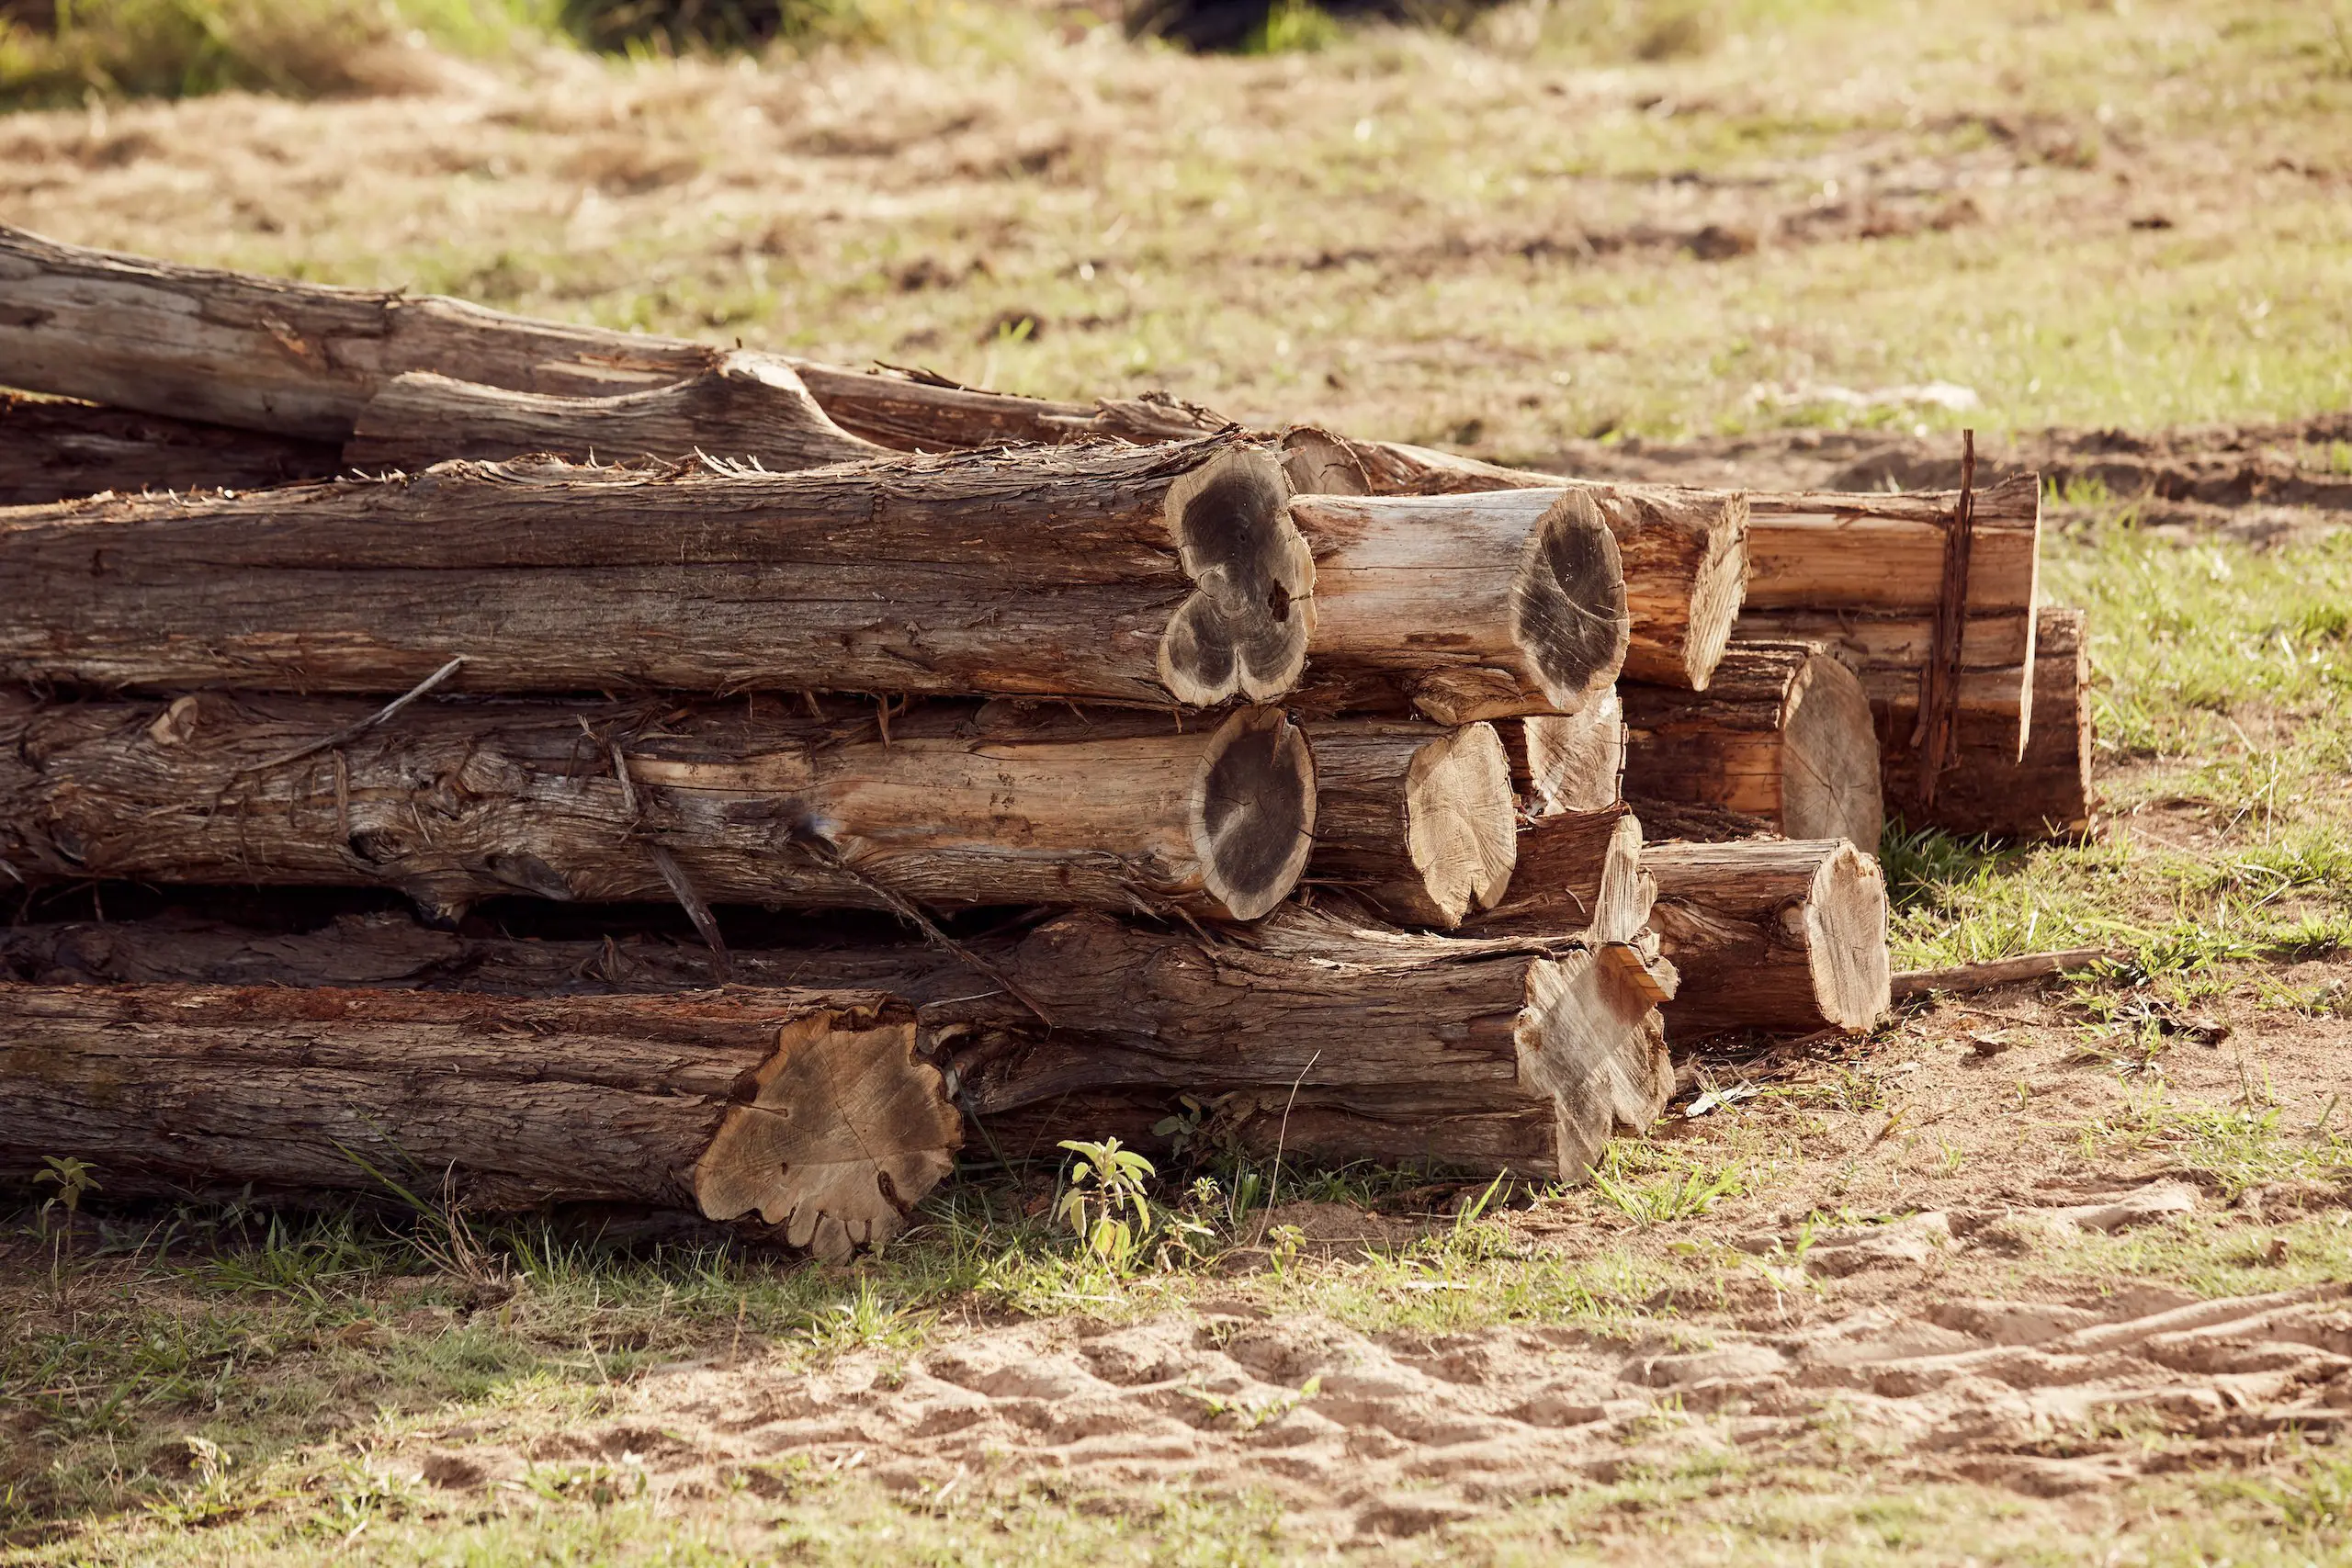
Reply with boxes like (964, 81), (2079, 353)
(0, 0), (1819, 107)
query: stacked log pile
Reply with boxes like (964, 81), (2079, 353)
(0, 225), (2094, 1248)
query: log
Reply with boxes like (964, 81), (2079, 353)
(1465, 805), (1644, 942)
(1307, 438), (1747, 693)
(1622, 643), (1883, 850)
(782, 362), (1227, 451)
(1736, 474), (2043, 762)
(0, 985), (959, 1259)
(1510, 690), (1626, 815)
(1878, 607), (2092, 840)
(1302, 719), (1514, 928)
(1285, 488), (1627, 723)
(1890, 945), (2118, 1000)
(0, 436), (1315, 707)
(4, 903), (1675, 1182)
(0, 393), (340, 505)
(343, 355), (883, 471)
(1643, 839), (1892, 1038)
(0, 693), (1316, 922)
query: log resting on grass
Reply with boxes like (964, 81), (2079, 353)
(1878, 606), (2092, 840)
(0, 985), (958, 1259)
(1285, 489), (1627, 723)
(0, 393), (339, 506)
(0, 436), (1315, 707)
(343, 355), (883, 471)
(1509, 690), (1626, 815)
(6, 903), (1676, 1183)
(1295, 435), (1749, 693)
(1736, 474), (2044, 762)
(1644, 839), (1893, 1038)
(1622, 642), (1884, 851)
(1302, 719), (1514, 928)
(0, 693), (1315, 921)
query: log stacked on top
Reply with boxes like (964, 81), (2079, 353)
(0, 223), (2096, 1249)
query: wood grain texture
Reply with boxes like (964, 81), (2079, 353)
(0, 984), (956, 1258)
(1287, 488), (1628, 723)
(1464, 805), (1638, 941)
(344, 354), (882, 471)
(1303, 719), (1514, 928)
(1623, 643), (1883, 849)
(0, 393), (340, 505)
(0, 693), (1315, 921)
(0, 437), (1313, 707)
(1878, 607), (2092, 840)
(1511, 691), (1626, 815)
(1644, 838), (1892, 1039)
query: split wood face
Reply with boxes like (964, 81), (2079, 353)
(1158, 446), (1317, 706)
(694, 1011), (961, 1262)
(1191, 707), (1317, 922)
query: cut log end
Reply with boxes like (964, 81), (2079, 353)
(1679, 517), (1749, 692)
(1157, 446), (1316, 705)
(1517, 947), (1674, 1179)
(1781, 651), (1885, 850)
(1510, 489), (1631, 714)
(693, 1010), (962, 1261)
(1804, 843), (1895, 1032)
(1516, 690), (1625, 816)
(1193, 707), (1317, 921)
(1279, 427), (1371, 497)
(1399, 721), (1517, 926)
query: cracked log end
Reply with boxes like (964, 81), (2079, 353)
(1804, 842), (1894, 1032)
(1516, 945), (1674, 1181)
(1157, 446), (1316, 705)
(1191, 706), (1317, 922)
(1400, 721), (1517, 927)
(1508, 488), (1630, 716)
(1781, 651), (1884, 850)
(694, 1010), (961, 1261)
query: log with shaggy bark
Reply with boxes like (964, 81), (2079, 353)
(343, 354), (884, 471)
(0, 437), (1314, 707)
(1736, 474), (2043, 763)
(1302, 720), (1514, 928)
(1284, 488), (1627, 723)
(1643, 839), (1892, 1038)
(0, 693), (1315, 922)
(0, 985), (958, 1259)
(1621, 643), (1883, 850)
(1288, 436), (1748, 693)
(1876, 606), (2092, 840)
(5, 900), (1676, 1183)
(0, 393), (340, 506)
(1464, 806), (1644, 942)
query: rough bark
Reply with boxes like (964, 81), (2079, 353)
(4, 905), (1674, 1182)
(1464, 806), (1644, 942)
(1622, 643), (1884, 850)
(1285, 488), (1627, 723)
(0, 393), (340, 505)
(0, 436), (1314, 707)
(1510, 690), (1626, 815)
(0, 984), (957, 1258)
(1302, 720), (1514, 928)
(344, 354), (884, 471)
(1644, 839), (1892, 1038)
(1876, 606), (2091, 840)
(0, 693), (1315, 922)
(1736, 474), (2043, 763)
(1316, 440), (1748, 692)
(783, 362), (1227, 451)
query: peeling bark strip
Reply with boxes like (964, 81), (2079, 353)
(1302, 720), (1515, 929)
(0, 693), (1315, 921)
(0, 437), (1313, 705)
(1877, 607), (2092, 841)
(344, 354), (883, 472)
(4, 907), (1672, 1182)
(1302, 438), (1749, 693)
(1510, 690), (1626, 816)
(1622, 643), (1883, 851)
(1644, 839), (1893, 1039)
(1737, 472), (2043, 765)
(0, 392), (340, 506)
(1286, 488), (1628, 723)
(0, 986), (957, 1258)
